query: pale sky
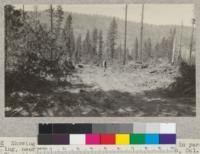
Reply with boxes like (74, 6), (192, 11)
(14, 4), (194, 26)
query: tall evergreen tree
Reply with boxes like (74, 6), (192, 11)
(22, 5), (25, 21)
(134, 37), (139, 61)
(161, 37), (170, 58)
(117, 43), (123, 62)
(98, 30), (103, 65)
(83, 30), (92, 63)
(55, 5), (64, 39)
(154, 43), (160, 57)
(144, 38), (152, 61)
(107, 18), (118, 63)
(49, 4), (54, 32)
(47, 5), (55, 60)
(139, 3), (145, 63)
(75, 34), (82, 64)
(92, 28), (98, 59)
(123, 3), (128, 65)
(62, 14), (75, 60)
(34, 5), (38, 24)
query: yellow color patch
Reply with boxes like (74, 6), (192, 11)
(115, 134), (130, 145)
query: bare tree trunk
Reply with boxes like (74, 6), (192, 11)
(34, 5), (38, 21)
(50, 4), (53, 60)
(123, 4), (128, 65)
(171, 30), (176, 65)
(5, 7), (8, 70)
(34, 5), (38, 32)
(189, 19), (195, 65)
(50, 4), (53, 32)
(139, 3), (144, 64)
(22, 5), (25, 21)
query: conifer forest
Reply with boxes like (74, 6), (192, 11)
(5, 4), (196, 117)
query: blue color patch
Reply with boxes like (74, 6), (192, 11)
(145, 134), (159, 144)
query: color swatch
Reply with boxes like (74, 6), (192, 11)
(69, 134), (85, 145)
(145, 134), (159, 144)
(52, 134), (69, 145)
(100, 134), (115, 144)
(116, 134), (130, 145)
(38, 123), (176, 145)
(130, 134), (145, 144)
(86, 134), (100, 144)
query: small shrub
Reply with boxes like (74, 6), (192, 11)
(5, 70), (54, 95)
(168, 61), (195, 97)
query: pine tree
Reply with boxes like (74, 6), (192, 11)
(63, 14), (75, 60)
(139, 3), (144, 63)
(154, 37), (168, 58)
(107, 18), (118, 63)
(117, 43), (123, 62)
(75, 34), (82, 64)
(92, 28), (98, 62)
(22, 5), (25, 21)
(5, 5), (24, 69)
(134, 37), (139, 61)
(55, 5), (64, 39)
(46, 5), (55, 60)
(154, 43), (160, 57)
(98, 30), (103, 65)
(34, 5), (38, 24)
(49, 4), (54, 32)
(154, 36), (173, 59)
(123, 3), (128, 65)
(144, 38), (152, 60)
(127, 49), (133, 61)
(83, 30), (92, 63)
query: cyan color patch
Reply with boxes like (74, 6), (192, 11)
(145, 134), (159, 144)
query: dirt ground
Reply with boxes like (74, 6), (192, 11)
(5, 62), (196, 117)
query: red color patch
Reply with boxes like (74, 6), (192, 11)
(100, 134), (115, 144)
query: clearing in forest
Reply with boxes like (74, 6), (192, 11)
(6, 62), (195, 117)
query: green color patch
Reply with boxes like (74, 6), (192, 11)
(130, 134), (145, 144)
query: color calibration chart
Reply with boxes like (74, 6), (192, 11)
(1, 138), (200, 154)
(38, 123), (176, 145)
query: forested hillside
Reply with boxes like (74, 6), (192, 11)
(35, 10), (193, 58)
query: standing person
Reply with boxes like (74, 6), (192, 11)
(103, 60), (107, 72)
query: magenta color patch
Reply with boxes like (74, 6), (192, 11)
(86, 134), (100, 144)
